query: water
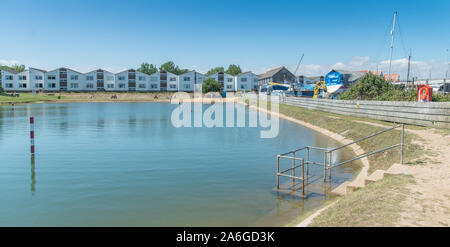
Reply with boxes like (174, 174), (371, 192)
(0, 102), (359, 226)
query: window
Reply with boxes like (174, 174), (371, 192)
(241, 85), (246, 89)
(70, 75), (79, 80)
(70, 83), (79, 89)
(106, 76), (114, 81)
(139, 76), (146, 81)
(240, 78), (247, 82)
(226, 85), (232, 89)
(169, 84), (176, 89)
(47, 83), (56, 88)
(183, 77), (190, 81)
(150, 76), (158, 82)
(170, 77), (176, 81)
(86, 83), (94, 89)
(254, 78), (258, 82)
(19, 75), (27, 80)
(227, 78), (233, 82)
(35, 75), (43, 80)
(47, 75), (56, 80)
(118, 76), (125, 81)
(138, 84), (146, 88)
(86, 76), (94, 81)
(5, 83), (13, 88)
(5, 75), (13, 80)
(151, 84), (158, 89)
(107, 84), (114, 89)
(119, 84), (126, 88)
(35, 83), (43, 88)
(184, 84), (190, 89)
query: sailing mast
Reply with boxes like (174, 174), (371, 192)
(388, 11), (397, 82)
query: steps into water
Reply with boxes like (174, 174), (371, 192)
(331, 163), (408, 196)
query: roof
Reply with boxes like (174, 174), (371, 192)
(384, 74), (400, 82)
(179, 70), (205, 76)
(47, 67), (84, 74)
(29, 67), (47, 73)
(237, 71), (256, 76)
(258, 66), (286, 79)
(0, 68), (22, 74)
(330, 69), (366, 82)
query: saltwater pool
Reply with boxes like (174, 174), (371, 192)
(0, 102), (358, 226)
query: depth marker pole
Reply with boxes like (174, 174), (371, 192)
(30, 116), (35, 156)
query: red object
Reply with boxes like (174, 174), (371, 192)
(30, 116), (35, 155)
(417, 84), (433, 102)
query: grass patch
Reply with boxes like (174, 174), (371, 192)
(309, 175), (415, 226)
(0, 92), (180, 104)
(0, 92), (61, 103)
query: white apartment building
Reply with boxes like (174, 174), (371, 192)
(1, 66), (259, 92)
(236, 72), (259, 91)
(179, 71), (205, 92)
(208, 72), (235, 92)
(0, 68), (46, 91)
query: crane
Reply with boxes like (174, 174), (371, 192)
(294, 53), (304, 76)
(292, 53), (304, 96)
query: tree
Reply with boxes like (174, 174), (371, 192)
(205, 67), (224, 76)
(202, 78), (222, 93)
(137, 62), (158, 75)
(0, 64), (25, 72)
(159, 61), (188, 75)
(225, 64), (242, 76)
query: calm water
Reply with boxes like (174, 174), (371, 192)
(0, 102), (359, 226)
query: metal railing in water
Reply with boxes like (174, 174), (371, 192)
(276, 124), (405, 195)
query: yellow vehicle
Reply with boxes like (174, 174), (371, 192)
(313, 81), (328, 98)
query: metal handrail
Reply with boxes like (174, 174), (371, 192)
(328, 124), (401, 152)
(276, 124), (405, 186)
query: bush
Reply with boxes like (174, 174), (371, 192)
(202, 78), (222, 94)
(339, 73), (450, 102)
(340, 73), (394, 100)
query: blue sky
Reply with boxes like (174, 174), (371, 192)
(1, 0), (449, 78)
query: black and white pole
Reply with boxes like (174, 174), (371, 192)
(30, 116), (35, 155)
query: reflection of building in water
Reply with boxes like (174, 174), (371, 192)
(31, 156), (36, 195)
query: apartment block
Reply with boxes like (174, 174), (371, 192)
(1, 66), (259, 92)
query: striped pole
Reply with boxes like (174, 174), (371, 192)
(30, 116), (35, 155)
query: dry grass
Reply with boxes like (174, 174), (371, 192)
(309, 175), (415, 226)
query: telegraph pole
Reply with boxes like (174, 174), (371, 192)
(388, 11), (397, 82)
(406, 49), (411, 87)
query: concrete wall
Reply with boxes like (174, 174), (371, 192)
(281, 96), (450, 128)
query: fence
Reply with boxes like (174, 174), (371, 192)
(281, 96), (450, 128)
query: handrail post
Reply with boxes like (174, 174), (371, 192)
(302, 159), (305, 195)
(323, 152), (327, 182)
(401, 124), (404, 164)
(306, 147), (310, 177)
(292, 152), (296, 186)
(329, 151), (332, 180)
(276, 155), (280, 189)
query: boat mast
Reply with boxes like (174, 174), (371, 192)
(447, 48), (449, 78)
(388, 11), (397, 82)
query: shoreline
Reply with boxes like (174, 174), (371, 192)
(244, 101), (370, 227)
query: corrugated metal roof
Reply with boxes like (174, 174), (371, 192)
(258, 66), (286, 79)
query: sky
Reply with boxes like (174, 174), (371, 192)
(1, 0), (449, 79)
